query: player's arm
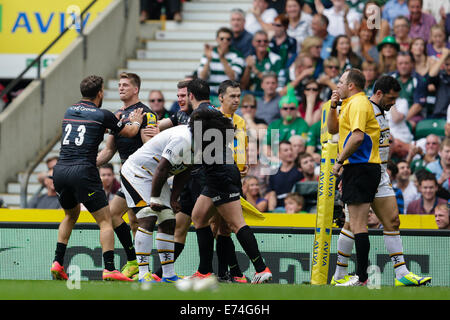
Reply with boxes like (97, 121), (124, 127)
(96, 134), (117, 167)
(117, 108), (145, 138)
(141, 125), (160, 144)
(332, 129), (364, 176)
(158, 118), (174, 131)
(170, 167), (192, 213)
(150, 157), (173, 212)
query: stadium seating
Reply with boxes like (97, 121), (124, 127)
(414, 118), (446, 140)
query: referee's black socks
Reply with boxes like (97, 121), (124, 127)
(54, 242), (67, 265)
(236, 225), (266, 273)
(103, 250), (116, 271)
(216, 235), (243, 278)
(114, 222), (136, 262)
(354, 232), (370, 283)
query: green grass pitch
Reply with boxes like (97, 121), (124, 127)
(0, 280), (449, 300)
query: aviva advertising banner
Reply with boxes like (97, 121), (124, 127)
(0, 225), (447, 286)
(0, 0), (112, 78)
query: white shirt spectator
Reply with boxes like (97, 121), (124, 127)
(287, 12), (313, 52)
(322, 7), (360, 37)
(245, 7), (278, 34)
(386, 98), (414, 144)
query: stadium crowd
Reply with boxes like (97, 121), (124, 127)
(187, 0), (450, 220)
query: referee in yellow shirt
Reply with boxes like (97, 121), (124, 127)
(327, 68), (381, 286)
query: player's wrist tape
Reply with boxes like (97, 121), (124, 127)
(330, 104), (337, 109)
(132, 121), (141, 126)
(150, 197), (163, 205)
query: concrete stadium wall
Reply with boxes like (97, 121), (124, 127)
(0, 0), (139, 192)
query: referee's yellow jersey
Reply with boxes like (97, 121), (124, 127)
(222, 112), (248, 172)
(338, 92), (381, 165)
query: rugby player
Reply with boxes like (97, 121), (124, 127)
(51, 75), (143, 281)
(96, 72), (158, 279)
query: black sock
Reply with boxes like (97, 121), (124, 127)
(216, 235), (229, 277)
(236, 225), (266, 273)
(220, 235), (243, 277)
(114, 222), (136, 261)
(103, 250), (116, 272)
(196, 226), (214, 274)
(154, 242), (185, 278)
(354, 232), (370, 282)
(54, 242), (67, 265)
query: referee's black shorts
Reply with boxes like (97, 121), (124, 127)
(53, 163), (108, 213)
(341, 163), (381, 204)
(201, 164), (242, 206)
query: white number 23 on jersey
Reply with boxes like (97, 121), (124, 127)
(63, 123), (86, 146)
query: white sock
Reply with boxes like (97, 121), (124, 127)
(334, 228), (354, 280)
(383, 231), (409, 279)
(135, 227), (153, 279)
(156, 232), (175, 278)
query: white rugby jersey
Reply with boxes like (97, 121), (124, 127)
(124, 125), (192, 177)
(371, 100), (390, 172)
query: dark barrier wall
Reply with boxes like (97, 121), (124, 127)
(0, 223), (448, 286)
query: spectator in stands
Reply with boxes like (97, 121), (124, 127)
(305, 121), (321, 164)
(390, 51), (427, 130)
(382, 0), (409, 28)
(406, 171), (447, 214)
(247, 140), (270, 195)
(37, 156), (59, 188)
(330, 35), (362, 74)
(408, 0), (437, 43)
(242, 175), (268, 212)
(254, 72), (281, 125)
(297, 152), (318, 182)
(241, 31), (286, 94)
(367, 206), (383, 229)
(426, 137), (450, 192)
(377, 36), (400, 75)
(317, 56), (340, 101)
(289, 135), (306, 160)
(269, 13), (297, 68)
(283, 53), (314, 98)
(407, 134), (441, 174)
(362, 60), (379, 97)
(0, 197), (6, 208)
(230, 8), (254, 58)
(99, 163), (117, 203)
(265, 141), (303, 211)
(387, 160), (405, 214)
(410, 38), (435, 88)
(356, 20), (378, 64)
(245, 0), (278, 34)
(239, 93), (267, 142)
(394, 160), (421, 210)
(427, 25), (450, 60)
(423, 1), (450, 24)
(386, 98), (414, 160)
(362, 2), (390, 42)
(316, 0), (362, 37)
(139, 0), (182, 23)
(149, 90), (171, 120)
(434, 203), (450, 229)
(284, 192), (306, 214)
(297, 78), (323, 126)
(28, 168), (61, 209)
(428, 48), (450, 119)
(311, 13), (335, 60)
(197, 27), (245, 97)
(300, 36), (324, 79)
(263, 91), (309, 160)
(285, 0), (313, 53)
(393, 16), (412, 52)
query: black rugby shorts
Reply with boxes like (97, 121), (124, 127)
(341, 163), (381, 204)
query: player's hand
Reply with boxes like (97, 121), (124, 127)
(143, 125), (159, 138)
(170, 199), (182, 213)
(240, 164), (249, 178)
(150, 202), (165, 212)
(129, 108), (144, 124)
